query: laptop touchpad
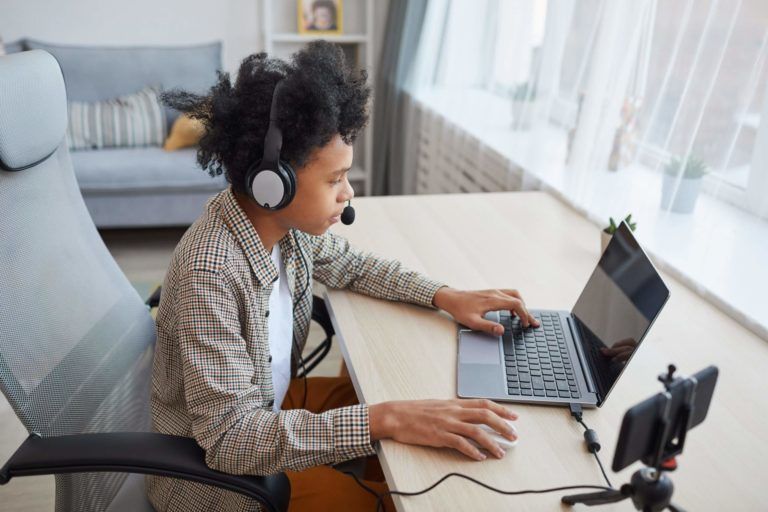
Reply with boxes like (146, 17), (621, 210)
(459, 330), (501, 365)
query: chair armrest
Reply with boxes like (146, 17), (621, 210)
(310, 294), (334, 337)
(297, 295), (335, 378)
(145, 285), (162, 309)
(0, 432), (290, 512)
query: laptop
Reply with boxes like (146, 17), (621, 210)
(457, 221), (670, 407)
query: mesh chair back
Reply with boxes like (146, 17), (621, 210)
(0, 50), (156, 511)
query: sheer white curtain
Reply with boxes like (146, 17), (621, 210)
(407, 0), (768, 338)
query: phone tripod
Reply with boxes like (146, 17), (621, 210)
(562, 365), (696, 512)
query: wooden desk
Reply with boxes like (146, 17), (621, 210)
(323, 192), (768, 511)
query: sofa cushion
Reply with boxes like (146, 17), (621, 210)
(71, 147), (227, 192)
(24, 39), (221, 129)
(68, 86), (166, 150)
(163, 114), (205, 151)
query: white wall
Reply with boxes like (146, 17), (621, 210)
(0, 0), (259, 74)
(1, 0), (390, 79)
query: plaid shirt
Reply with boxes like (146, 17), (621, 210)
(146, 188), (445, 511)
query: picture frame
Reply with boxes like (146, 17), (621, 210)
(298, 0), (343, 35)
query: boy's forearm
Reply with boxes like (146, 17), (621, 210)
(431, 285), (457, 310)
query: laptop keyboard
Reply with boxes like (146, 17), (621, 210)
(503, 311), (581, 399)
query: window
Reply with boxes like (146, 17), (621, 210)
(410, 0), (768, 336)
(636, 0), (768, 204)
(488, 0), (548, 95)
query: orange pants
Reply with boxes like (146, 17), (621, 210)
(282, 375), (397, 512)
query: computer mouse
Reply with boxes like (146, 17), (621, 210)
(467, 420), (519, 451)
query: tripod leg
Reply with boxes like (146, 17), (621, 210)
(562, 489), (625, 506)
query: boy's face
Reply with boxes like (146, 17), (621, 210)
(282, 133), (354, 236)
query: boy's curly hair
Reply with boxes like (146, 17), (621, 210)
(161, 41), (370, 196)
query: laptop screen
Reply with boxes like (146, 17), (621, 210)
(571, 222), (670, 405)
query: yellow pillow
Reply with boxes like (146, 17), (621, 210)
(163, 114), (205, 151)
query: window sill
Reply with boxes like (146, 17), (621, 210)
(415, 87), (768, 341)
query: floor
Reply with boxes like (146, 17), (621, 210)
(0, 227), (344, 511)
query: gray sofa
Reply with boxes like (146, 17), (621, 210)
(6, 39), (228, 228)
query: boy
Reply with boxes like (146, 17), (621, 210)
(148, 41), (537, 511)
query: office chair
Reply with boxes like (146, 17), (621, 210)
(0, 49), (300, 512)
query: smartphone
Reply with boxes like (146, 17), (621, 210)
(612, 365), (718, 472)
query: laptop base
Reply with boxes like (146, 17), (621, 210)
(457, 309), (598, 407)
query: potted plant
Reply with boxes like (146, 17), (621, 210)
(510, 82), (538, 130)
(602, 214), (637, 253)
(661, 156), (708, 214)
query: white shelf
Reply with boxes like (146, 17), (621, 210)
(262, 0), (375, 196)
(271, 33), (369, 44)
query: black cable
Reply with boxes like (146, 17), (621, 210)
(342, 470), (612, 512)
(342, 404), (616, 512)
(590, 449), (613, 490)
(569, 403), (613, 488)
(340, 402), (617, 511)
(571, 415), (612, 487)
(291, 236), (311, 410)
(337, 404), (618, 510)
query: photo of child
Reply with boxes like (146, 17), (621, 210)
(299, 0), (343, 34)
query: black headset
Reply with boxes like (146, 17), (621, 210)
(244, 80), (297, 210)
(244, 79), (356, 224)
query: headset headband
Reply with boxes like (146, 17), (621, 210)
(261, 80), (285, 170)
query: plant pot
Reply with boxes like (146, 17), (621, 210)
(601, 230), (612, 254)
(661, 174), (702, 214)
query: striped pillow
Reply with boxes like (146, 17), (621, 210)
(67, 86), (166, 150)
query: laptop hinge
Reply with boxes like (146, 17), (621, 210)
(567, 316), (601, 403)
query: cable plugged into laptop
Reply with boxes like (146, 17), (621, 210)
(569, 403), (612, 488)
(569, 403), (601, 453)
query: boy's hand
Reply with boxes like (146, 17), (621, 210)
(369, 398), (518, 460)
(432, 287), (540, 334)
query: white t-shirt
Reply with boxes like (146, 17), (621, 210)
(268, 244), (294, 412)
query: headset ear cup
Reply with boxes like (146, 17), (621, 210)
(250, 167), (289, 210)
(247, 160), (295, 210)
(278, 159), (297, 206)
(245, 160), (262, 202)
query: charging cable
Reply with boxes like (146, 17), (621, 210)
(569, 403), (613, 488)
(342, 470), (612, 512)
(342, 403), (615, 511)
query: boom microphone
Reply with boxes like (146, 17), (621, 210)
(341, 200), (355, 225)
